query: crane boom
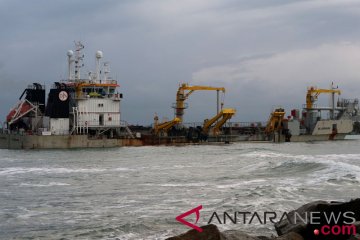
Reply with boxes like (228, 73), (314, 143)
(306, 86), (341, 109)
(175, 83), (225, 121)
(180, 85), (226, 92)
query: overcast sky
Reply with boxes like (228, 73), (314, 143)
(1, 0), (360, 125)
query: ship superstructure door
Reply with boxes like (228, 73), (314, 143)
(99, 114), (104, 126)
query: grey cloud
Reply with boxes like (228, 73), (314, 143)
(192, 43), (360, 121)
(1, 0), (360, 124)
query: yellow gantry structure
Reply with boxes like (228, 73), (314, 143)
(203, 108), (236, 135)
(265, 108), (286, 134)
(306, 86), (341, 109)
(175, 83), (225, 122)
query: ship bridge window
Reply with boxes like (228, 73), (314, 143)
(82, 88), (105, 93)
(80, 87), (106, 98)
(98, 103), (104, 107)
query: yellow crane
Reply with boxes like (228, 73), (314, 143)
(306, 86), (341, 109)
(175, 83), (225, 122)
(265, 108), (286, 135)
(153, 83), (227, 135)
(203, 108), (236, 136)
(153, 115), (181, 135)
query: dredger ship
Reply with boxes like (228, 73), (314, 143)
(0, 42), (141, 148)
(263, 85), (356, 142)
(0, 42), (358, 149)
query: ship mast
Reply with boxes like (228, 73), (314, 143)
(95, 51), (103, 82)
(67, 50), (74, 81)
(74, 41), (84, 81)
(103, 62), (110, 81)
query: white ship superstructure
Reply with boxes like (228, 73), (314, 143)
(64, 42), (123, 137)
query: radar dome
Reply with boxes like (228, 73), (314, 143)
(96, 51), (103, 59)
(67, 50), (74, 57)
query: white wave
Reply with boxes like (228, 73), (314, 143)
(16, 207), (47, 219)
(293, 154), (360, 162)
(160, 182), (208, 187)
(19, 182), (70, 187)
(242, 151), (360, 173)
(139, 182), (208, 187)
(0, 167), (107, 175)
(112, 167), (133, 171)
(216, 183), (243, 189)
(241, 151), (291, 159)
(241, 150), (360, 163)
(216, 179), (267, 189)
(173, 165), (193, 169)
(310, 160), (360, 180)
(114, 230), (178, 240)
(113, 233), (138, 240)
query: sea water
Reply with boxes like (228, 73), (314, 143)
(0, 141), (359, 239)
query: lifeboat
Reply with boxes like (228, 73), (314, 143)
(6, 101), (32, 123)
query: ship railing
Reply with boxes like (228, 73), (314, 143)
(302, 104), (318, 109)
(100, 79), (117, 85)
(337, 98), (359, 107)
(182, 122), (204, 128)
(75, 92), (121, 100)
(183, 122), (267, 128)
(154, 121), (267, 129)
(228, 121), (267, 128)
(77, 79), (118, 85)
(78, 121), (122, 127)
(68, 79), (117, 84)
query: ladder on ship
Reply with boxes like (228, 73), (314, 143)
(202, 108), (236, 135)
(120, 120), (135, 139)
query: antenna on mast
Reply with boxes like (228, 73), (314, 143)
(74, 41), (84, 81)
(104, 62), (110, 81)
